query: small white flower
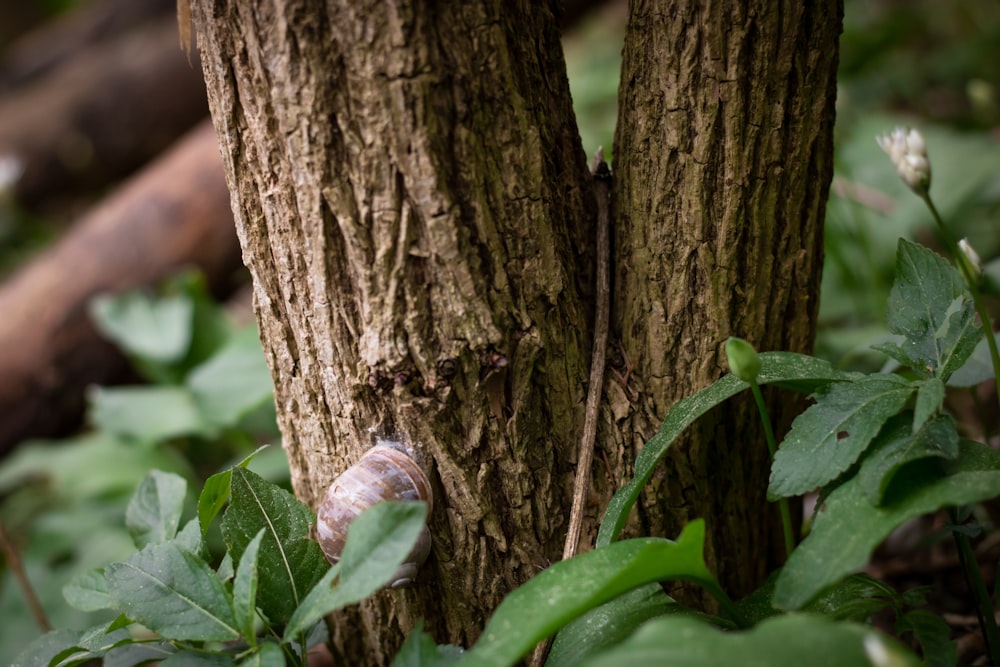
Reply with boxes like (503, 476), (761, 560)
(959, 238), (982, 275)
(876, 127), (931, 194)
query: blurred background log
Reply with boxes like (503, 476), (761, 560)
(0, 121), (241, 456)
(0, 14), (208, 210)
(0, 0), (175, 91)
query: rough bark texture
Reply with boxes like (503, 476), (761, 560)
(0, 121), (241, 455)
(191, 1), (594, 661)
(609, 0), (842, 601)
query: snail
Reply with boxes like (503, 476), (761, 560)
(316, 441), (433, 587)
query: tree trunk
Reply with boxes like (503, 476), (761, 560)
(191, 1), (594, 661)
(609, 0), (841, 601)
(191, 0), (841, 661)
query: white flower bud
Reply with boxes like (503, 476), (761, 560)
(876, 127), (931, 194)
(959, 238), (981, 276)
(0, 155), (23, 202)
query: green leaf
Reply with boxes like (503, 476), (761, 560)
(221, 467), (328, 625)
(197, 447), (268, 535)
(896, 609), (956, 667)
(283, 502), (428, 641)
(597, 352), (852, 546)
(736, 572), (898, 626)
(233, 529), (265, 641)
(0, 431), (191, 502)
(547, 584), (698, 667)
(89, 290), (194, 364)
(239, 642), (285, 667)
(913, 377), (945, 432)
(858, 413), (959, 505)
(874, 239), (981, 381)
(11, 629), (80, 667)
(160, 651), (236, 666)
(62, 569), (111, 612)
(803, 573), (899, 622)
(392, 620), (463, 667)
(174, 518), (206, 557)
(126, 470), (188, 548)
(188, 327), (275, 429)
(768, 374), (914, 499)
(88, 386), (212, 443)
(574, 614), (919, 667)
(948, 331), (999, 387)
(457, 521), (728, 667)
(774, 439), (1000, 609)
(106, 541), (239, 641)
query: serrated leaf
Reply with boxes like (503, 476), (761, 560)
(547, 584), (697, 667)
(188, 327), (275, 429)
(913, 377), (945, 432)
(88, 386), (212, 443)
(233, 529), (265, 641)
(768, 374), (914, 499)
(63, 569), (111, 612)
(284, 502), (428, 640)
(876, 239), (981, 381)
(89, 291), (193, 364)
(858, 413), (959, 505)
(456, 521), (728, 667)
(774, 439), (1000, 609)
(897, 609), (956, 667)
(221, 467), (328, 625)
(574, 614), (919, 667)
(106, 541), (239, 641)
(126, 471), (187, 548)
(597, 352), (852, 546)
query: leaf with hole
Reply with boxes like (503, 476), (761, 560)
(768, 374), (914, 499)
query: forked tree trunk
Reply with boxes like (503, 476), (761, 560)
(609, 0), (841, 601)
(191, 0), (841, 661)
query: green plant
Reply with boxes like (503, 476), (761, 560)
(15, 226), (997, 666)
(14, 453), (434, 666)
(0, 273), (285, 665)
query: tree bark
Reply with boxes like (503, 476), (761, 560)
(0, 121), (241, 456)
(609, 0), (841, 601)
(192, 1), (594, 661)
(192, 0), (841, 660)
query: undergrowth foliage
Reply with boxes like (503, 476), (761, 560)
(14, 148), (1000, 666)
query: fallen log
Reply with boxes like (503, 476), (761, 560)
(0, 16), (208, 209)
(0, 0), (175, 91)
(0, 121), (242, 456)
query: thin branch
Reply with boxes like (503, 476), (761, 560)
(0, 518), (51, 632)
(562, 147), (612, 562)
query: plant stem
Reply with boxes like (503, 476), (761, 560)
(748, 381), (795, 560)
(950, 509), (1000, 666)
(922, 195), (1000, 414)
(0, 519), (50, 632)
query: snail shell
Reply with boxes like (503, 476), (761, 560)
(316, 442), (433, 587)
